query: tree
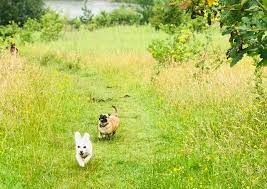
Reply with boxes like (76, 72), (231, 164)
(150, 0), (184, 30)
(135, 0), (156, 23)
(80, 0), (94, 24)
(0, 0), (44, 25)
(173, 0), (267, 67)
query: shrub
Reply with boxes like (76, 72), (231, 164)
(94, 11), (112, 28)
(87, 7), (141, 30)
(148, 27), (201, 65)
(69, 18), (82, 30)
(0, 22), (20, 49)
(135, 0), (155, 24)
(40, 10), (64, 42)
(79, 0), (94, 24)
(91, 7), (142, 29)
(110, 6), (142, 25)
(150, 0), (184, 30)
(19, 18), (41, 43)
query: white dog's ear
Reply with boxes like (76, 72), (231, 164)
(83, 133), (90, 141)
(75, 132), (82, 142)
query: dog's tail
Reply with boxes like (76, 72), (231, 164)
(112, 105), (118, 116)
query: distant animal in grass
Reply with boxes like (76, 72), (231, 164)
(9, 43), (19, 56)
(74, 132), (93, 167)
(98, 105), (120, 140)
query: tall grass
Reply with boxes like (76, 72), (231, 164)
(148, 57), (266, 188)
(0, 26), (266, 188)
(0, 54), (93, 188)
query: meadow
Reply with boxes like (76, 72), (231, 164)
(0, 25), (266, 188)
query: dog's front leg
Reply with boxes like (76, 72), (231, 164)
(84, 153), (92, 164)
(76, 154), (85, 167)
(98, 131), (102, 140)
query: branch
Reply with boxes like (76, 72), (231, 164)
(254, 0), (266, 12)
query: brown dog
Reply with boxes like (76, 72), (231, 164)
(98, 106), (120, 140)
(10, 43), (19, 56)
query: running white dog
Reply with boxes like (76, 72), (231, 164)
(74, 132), (93, 167)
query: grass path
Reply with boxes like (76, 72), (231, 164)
(1, 26), (265, 188)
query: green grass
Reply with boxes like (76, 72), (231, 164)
(26, 26), (168, 55)
(0, 25), (266, 188)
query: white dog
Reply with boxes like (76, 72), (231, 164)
(74, 132), (93, 167)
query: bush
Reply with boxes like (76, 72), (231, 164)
(111, 0), (155, 23)
(148, 24), (212, 79)
(91, 7), (142, 29)
(109, 6), (141, 25)
(135, 0), (155, 24)
(94, 11), (112, 28)
(40, 11), (64, 42)
(148, 27), (202, 64)
(150, 0), (185, 30)
(68, 18), (82, 30)
(19, 18), (41, 43)
(0, 0), (44, 25)
(0, 22), (20, 49)
(79, 0), (94, 24)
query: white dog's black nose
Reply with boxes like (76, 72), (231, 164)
(80, 151), (84, 155)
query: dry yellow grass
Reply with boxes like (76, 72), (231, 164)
(155, 57), (258, 105)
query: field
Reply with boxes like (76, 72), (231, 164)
(0, 26), (266, 188)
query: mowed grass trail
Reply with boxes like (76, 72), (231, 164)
(0, 26), (266, 188)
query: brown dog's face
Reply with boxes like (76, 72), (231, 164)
(99, 114), (111, 127)
(99, 114), (108, 123)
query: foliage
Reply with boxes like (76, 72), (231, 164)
(87, 6), (142, 30)
(148, 27), (202, 71)
(150, 0), (185, 30)
(40, 10), (64, 42)
(79, 0), (94, 24)
(109, 6), (142, 25)
(93, 11), (112, 28)
(19, 18), (41, 43)
(0, 10), (64, 47)
(113, 0), (158, 23)
(219, 0), (267, 67)
(0, 22), (20, 49)
(69, 18), (82, 30)
(0, 0), (44, 25)
(135, 0), (156, 23)
(173, 0), (267, 67)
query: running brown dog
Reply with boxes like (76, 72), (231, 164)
(98, 106), (120, 140)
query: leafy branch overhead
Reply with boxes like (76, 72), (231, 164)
(174, 0), (267, 67)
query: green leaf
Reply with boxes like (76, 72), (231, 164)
(230, 53), (245, 66)
(258, 58), (267, 66)
(258, 50), (267, 67)
(241, 0), (249, 6)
